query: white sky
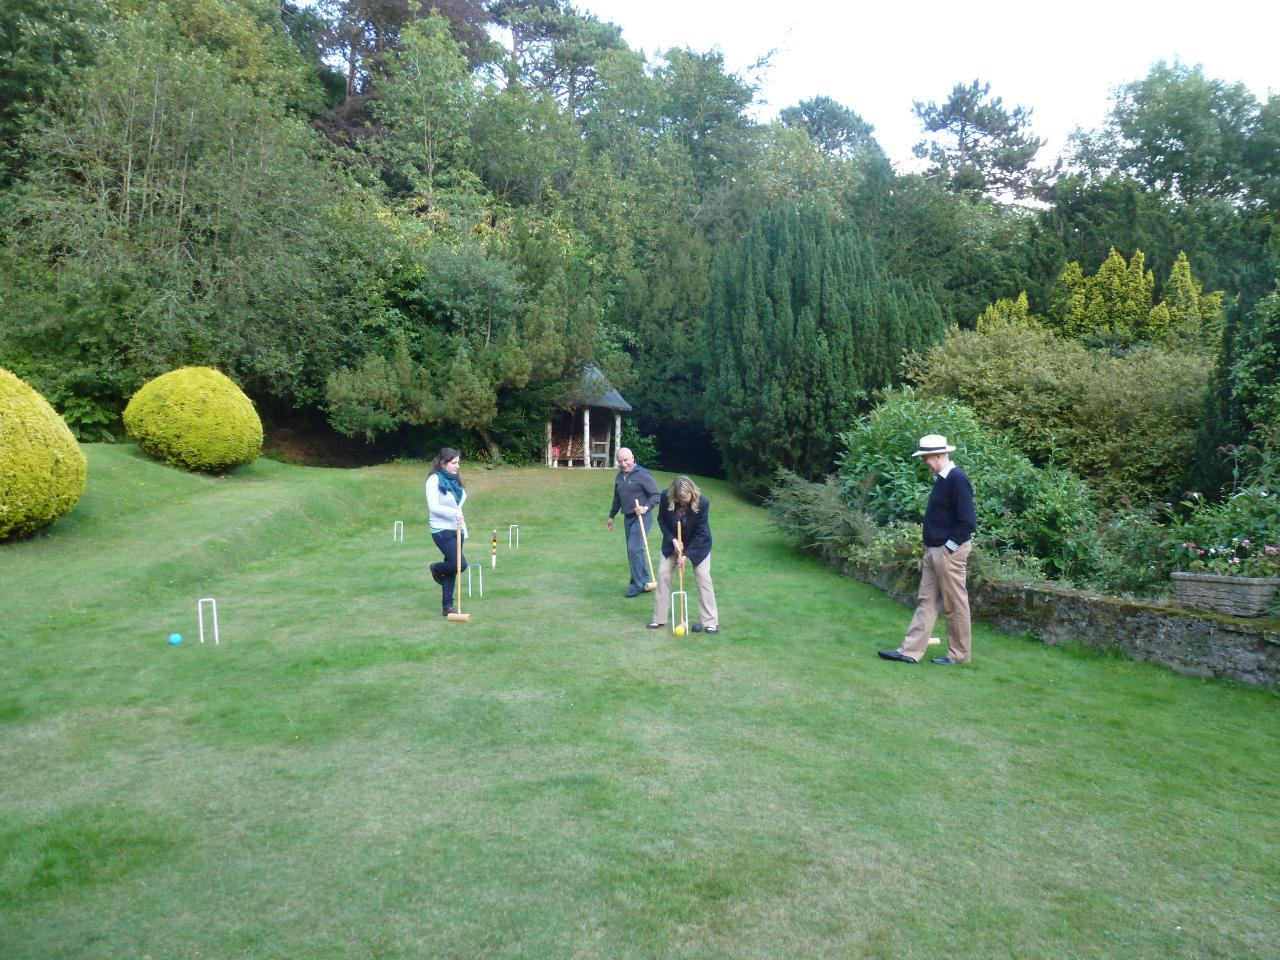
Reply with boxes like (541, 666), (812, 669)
(577, 0), (1279, 171)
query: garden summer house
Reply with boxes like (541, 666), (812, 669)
(547, 365), (631, 468)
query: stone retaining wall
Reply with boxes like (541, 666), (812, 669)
(847, 564), (1280, 687)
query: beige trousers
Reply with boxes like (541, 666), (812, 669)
(900, 541), (972, 662)
(652, 554), (718, 628)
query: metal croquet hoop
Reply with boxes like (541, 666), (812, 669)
(508, 524), (520, 549)
(466, 564), (484, 598)
(670, 589), (688, 637)
(198, 597), (220, 645)
(392, 520), (404, 542)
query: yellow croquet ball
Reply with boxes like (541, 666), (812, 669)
(674, 624), (687, 637)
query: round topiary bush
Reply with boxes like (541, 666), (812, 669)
(0, 368), (88, 541)
(124, 367), (262, 472)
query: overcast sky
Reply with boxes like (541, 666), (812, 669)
(576, 0), (1279, 170)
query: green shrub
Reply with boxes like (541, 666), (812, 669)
(907, 325), (1211, 501)
(1087, 506), (1177, 597)
(123, 367), (262, 472)
(764, 470), (876, 566)
(966, 536), (1047, 586)
(0, 368), (88, 541)
(625, 433), (661, 471)
(846, 520), (924, 593)
(837, 391), (1104, 582)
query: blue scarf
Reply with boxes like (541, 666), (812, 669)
(437, 469), (464, 504)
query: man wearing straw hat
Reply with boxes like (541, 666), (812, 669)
(879, 434), (977, 665)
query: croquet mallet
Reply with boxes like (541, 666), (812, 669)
(635, 498), (657, 591)
(671, 519), (689, 636)
(447, 515), (471, 622)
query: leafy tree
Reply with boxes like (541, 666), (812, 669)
(469, 81), (578, 204)
(0, 0), (113, 179)
(319, 0), (491, 101)
(371, 14), (476, 201)
(1070, 60), (1274, 207)
(116, 0), (320, 107)
(281, 0), (347, 107)
(752, 124), (861, 216)
(577, 46), (665, 174)
(779, 95), (885, 164)
(653, 47), (761, 203)
(490, 0), (625, 111)
(912, 79), (1051, 201)
(0, 17), (381, 424)
(423, 241), (526, 349)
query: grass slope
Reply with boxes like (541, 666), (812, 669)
(1, 444), (1277, 959)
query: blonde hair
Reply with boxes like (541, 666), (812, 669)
(666, 475), (702, 513)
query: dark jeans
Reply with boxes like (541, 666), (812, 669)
(431, 530), (468, 611)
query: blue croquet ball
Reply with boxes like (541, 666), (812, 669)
(168, 633), (183, 645)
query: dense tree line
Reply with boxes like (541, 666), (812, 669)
(1, 1), (1276, 496)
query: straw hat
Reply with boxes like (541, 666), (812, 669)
(911, 434), (956, 458)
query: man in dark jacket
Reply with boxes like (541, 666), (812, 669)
(606, 447), (661, 597)
(879, 434), (977, 665)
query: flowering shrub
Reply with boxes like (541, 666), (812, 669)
(1172, 486), (1280, 578)
(1175, 538), (1280, 578)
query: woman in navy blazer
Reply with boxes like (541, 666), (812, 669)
(649, 476), (720, 634)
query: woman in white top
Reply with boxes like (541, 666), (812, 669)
(425, 447), (468, 616)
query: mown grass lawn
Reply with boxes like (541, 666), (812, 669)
(2, 444), (1277, 959)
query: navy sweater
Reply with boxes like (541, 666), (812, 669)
(657, 491), (712, 566)
(922, 466), (976, 548)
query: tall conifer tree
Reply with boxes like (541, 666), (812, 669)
(704, 203), (944, 488)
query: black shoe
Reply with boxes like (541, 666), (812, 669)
(625, 588), (643, 598)
(430, 565), (445, 585)
(930, 657), (962, 665)
(647, 622), (663, 630)
(878, 650), (917, 663)
(442, 607), (457, 617)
